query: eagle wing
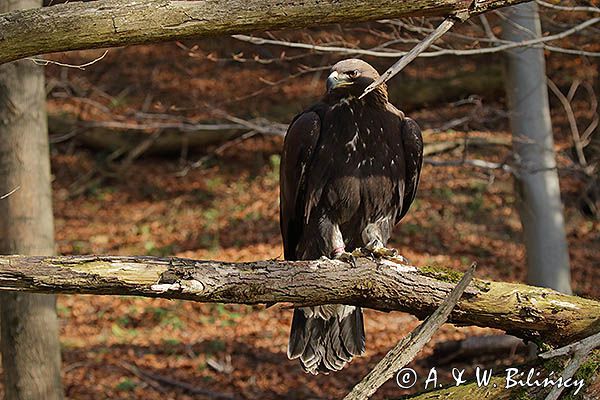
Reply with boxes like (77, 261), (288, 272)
(397, 116), (423, 222)
(280, 110), (322, 260)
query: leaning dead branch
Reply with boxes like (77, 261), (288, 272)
(0, 255), (598, 347)
(344, 264), (475, 400)
(360, 16), (461, 99)
(540, 332), (600, 361)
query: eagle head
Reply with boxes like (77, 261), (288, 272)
(325, 59), (387, 102)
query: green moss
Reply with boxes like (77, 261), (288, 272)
(536, 341), (554, 353)
(542, 356), (567, 375)
(474, 279), (492, 292)
(563, 350), (600, 400)
(512, 387), (534, 400)
(418, 265), (463, 283)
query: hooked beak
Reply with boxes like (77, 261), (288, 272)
(326, 71), (351, 92)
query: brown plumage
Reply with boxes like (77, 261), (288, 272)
(280, 59), (423, 374)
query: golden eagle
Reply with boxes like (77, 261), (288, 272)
(280, 59), (423, 374)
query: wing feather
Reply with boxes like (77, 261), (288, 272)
(397, 117), (423, 222)
(280, 110), (322, 260)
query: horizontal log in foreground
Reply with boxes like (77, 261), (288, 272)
(0, 0), (530, 65)
(0, 255), (598, 347)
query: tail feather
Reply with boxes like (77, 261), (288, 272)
(288, 305), (365, 374)
(340, 305), (365, 355)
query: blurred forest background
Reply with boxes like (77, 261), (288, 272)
(1, 2), (599, 399)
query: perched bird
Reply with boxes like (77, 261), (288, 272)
(280, 59), (423, 374)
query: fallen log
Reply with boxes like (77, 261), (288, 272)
(48, 113), (249, 155)
(48, 111), (509, 156)
(0, 255), (598, 347)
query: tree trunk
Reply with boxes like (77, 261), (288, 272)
(502, 2), (572, 294)
(0, 1), (63, 399)
(0, 0), (531, 65)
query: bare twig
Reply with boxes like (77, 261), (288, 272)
(547, 78), (588, 168)
(344, 263), (476, 400)
(120, 362), (236, 399)
(0, 186), (21, 200)
(235, 17), (600, 60)
(424, 157), (513, 172)
(177, 129), (259, 177)
(479, 14), (498, 41)
(120, 129), (163, 167)
(579, 81), (599, 145)
(27, 50), (108, 70)
(119, 362), (167, 393)
(80, 120), (243, 133)
(536, 0), (600, 13)
(232, 34), (410, 58)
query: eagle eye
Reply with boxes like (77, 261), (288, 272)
(347, 70), (360, 79)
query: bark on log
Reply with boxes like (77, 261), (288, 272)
(0, 0), (530, 65)
(0, 255), (598, 347)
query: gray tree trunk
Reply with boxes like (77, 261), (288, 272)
(502, 2), (572, 294)
(0, 1), (64, 398)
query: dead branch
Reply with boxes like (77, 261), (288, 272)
(0, 0), (532, 65)
(0, 255), (598, 347)
(344, 264), (475, 399)
(27, 50), (109, 70)
(361, 17), (460, 99)
(536, 0), (600, 13)
(547, 78), (588, 168)
(540, 332), (600, 400)
(0, 186), (20, 200)
(235, 17), (600, 60)
(120, 362), (236, 400)
(540, 332), (600, 361)
(47, 112), (285, 156)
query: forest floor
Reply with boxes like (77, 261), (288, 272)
(1, 22), (599, 399)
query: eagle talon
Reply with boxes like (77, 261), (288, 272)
(361, 243), (410, 264)
(334, 251), (356, 268)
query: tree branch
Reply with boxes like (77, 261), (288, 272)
(0, 0), (532, 65)
(0, 255), (598, 347)
(235, 16), (600, 59)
